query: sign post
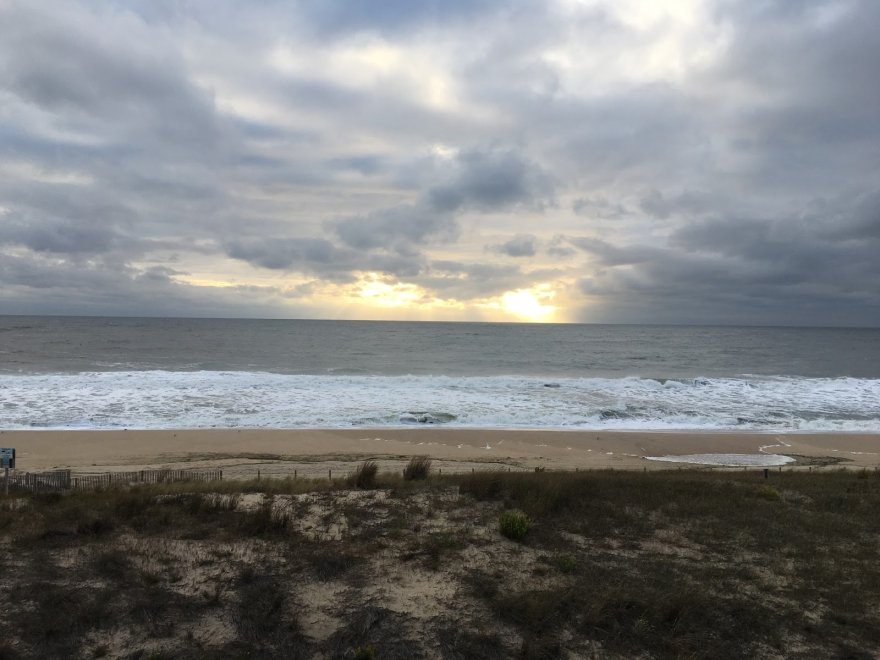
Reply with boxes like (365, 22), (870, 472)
(1, 448), (15, 496)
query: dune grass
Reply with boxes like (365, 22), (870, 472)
(1, 468), (879, 658)
(403, 456), (432, 481)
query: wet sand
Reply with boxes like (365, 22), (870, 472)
(2, 429), (878, 478)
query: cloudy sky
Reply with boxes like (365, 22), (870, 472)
(1, 0), (878, 325)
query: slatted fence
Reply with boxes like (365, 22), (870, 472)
(6, 469), (71, 493)
(5, 468), (222, 493)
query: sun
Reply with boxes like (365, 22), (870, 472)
(500, 286), (557, 322)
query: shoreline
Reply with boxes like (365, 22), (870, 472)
(2, 428), (878, 478)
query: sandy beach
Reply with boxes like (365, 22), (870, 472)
(2, 428), (878, 478)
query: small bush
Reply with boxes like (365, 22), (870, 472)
(555, 554), (576, 573)
(403, 456), (432, 481)
(757, 485), (780, 501)
(499, 510), (531, 541)
(348, 461), (379, 489)
(353, 643), (376, 660)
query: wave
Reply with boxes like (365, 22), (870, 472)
(0, 371), (878, 431)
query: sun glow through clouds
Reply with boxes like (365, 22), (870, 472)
(500, 286), (557, 322)
(357, 277), (422, 308)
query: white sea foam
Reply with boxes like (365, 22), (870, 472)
(0, 371), (878, 431)
(645, 454), (796, 467)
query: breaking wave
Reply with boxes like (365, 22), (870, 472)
(0, 372), (878, 431)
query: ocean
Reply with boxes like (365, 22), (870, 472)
(1, 316), (878, 432)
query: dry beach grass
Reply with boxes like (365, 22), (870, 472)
(2, 467), (880, 658)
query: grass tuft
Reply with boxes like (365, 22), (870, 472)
(403, 456), (432, 481)
(348, 460), (379, 489)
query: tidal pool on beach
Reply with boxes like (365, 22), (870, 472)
(644, 453), (796, 467)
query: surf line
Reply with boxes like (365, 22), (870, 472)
(758, 436), (792, 455)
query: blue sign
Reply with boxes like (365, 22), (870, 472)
(0, 448), (14, 469)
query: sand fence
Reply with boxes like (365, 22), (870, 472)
(4, 468), (223, 493)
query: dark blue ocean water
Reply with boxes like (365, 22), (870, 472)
(1, 316), (878, 430)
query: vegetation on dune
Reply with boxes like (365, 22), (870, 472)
(1, 468), (880, 658)
(403, 455), (432, 481)
(347, 459), (379, 489)
(498, 509), (531, 541)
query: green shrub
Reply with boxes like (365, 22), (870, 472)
(499, 510), (531, 541)
(353, 643), (376, 659)
(757, 485), (780, 501)
(403, 456), (432, 481)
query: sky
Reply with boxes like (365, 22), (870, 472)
(1, 0), (878, 325)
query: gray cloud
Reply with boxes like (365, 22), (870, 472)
(488, 234), (537, 257)
(226, 237), (349, 271)
(0, 0), (878, 324)
(428, 148), (555, 213)
(1, 3), (224, 158)
(0, 251), (295, 318)
(295, 0), (514, 36)
(415, 260), (535, 300)
(569, 191), (880, 325)
(327, 147), (553, 252)
(330, 204), (458, 251)
(224, 236), (427, 281)
(572, 196), (631, 220)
